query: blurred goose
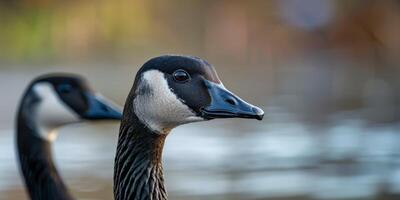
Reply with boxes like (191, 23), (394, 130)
(113, 55), (264, 200)
(16, 74), (122, 200)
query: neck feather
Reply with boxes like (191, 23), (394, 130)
(114, 108), (168, 200)
(16, 89), (74, 200)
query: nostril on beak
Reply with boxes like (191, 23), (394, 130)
(225, 97), (237, 106)
(100, 105), (109, 112)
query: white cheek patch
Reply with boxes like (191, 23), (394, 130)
(133, 70), (203, 134)
(33, 83), (81, 141)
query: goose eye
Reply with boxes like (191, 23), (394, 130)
(173, 70), (190, 83)
(58, 84), (72, 94)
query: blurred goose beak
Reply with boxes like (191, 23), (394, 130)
(82, 93), (123, 120)
(201, 80), (264, 121)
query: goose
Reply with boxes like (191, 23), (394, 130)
(16, 74), (122, 200)
(113, 55), (264, 200)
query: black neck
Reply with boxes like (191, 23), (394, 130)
(16, 89), (74, 200)
(114, 103), (168, 200)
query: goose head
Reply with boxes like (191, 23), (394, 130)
(25, 74), (122, 139)
(129, 55), (264, 134)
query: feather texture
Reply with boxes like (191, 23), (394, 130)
(114, 111), (168, 200)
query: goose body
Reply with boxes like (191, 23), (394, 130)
(114, 55), (264, 200)
(16, 74), (122, 200)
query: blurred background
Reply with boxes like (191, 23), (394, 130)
(1, 0), (400, 199)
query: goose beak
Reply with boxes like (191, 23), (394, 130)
(201, 80), (264, 120)
(82, 93), (123, 120)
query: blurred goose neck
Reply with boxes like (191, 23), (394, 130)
(114, 112), (168, 200)
(16, 90), (73, 200)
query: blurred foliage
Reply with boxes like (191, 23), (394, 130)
(1, 0), (392, 63)
(0, 0), (155, 61)
(0, 0), (248, 63)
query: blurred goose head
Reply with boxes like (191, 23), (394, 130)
(19, 74), (122, 140)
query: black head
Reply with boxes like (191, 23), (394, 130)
(130, 55), (264, 133)
(30, 73), (122, 121)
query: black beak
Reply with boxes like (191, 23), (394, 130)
(82, 93), (123, 120)
(201, 80), (264, 120)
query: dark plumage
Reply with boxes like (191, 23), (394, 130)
(114, 113), (167, 200)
